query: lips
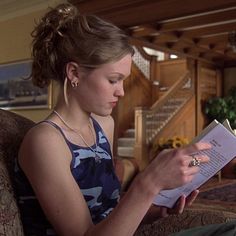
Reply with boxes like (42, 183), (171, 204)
(110, 102), (117, 108)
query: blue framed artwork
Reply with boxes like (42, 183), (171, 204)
(0, 60), (52, 110)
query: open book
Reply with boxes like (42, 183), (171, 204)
(153, 119), (236, 208)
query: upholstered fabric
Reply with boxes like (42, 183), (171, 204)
(135, 209), (236, 236)
(0, 157), (24, 235)
(0, 109), (35, 236)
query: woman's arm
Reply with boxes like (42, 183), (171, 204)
(91, 115), (210, 229)
(19, 123), (210, 236)
(19, 122), (155, 236)
(18, 124), (94, 235)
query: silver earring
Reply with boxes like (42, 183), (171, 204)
(71, 81), (79, 87)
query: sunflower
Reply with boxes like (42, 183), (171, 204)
(151, 136), (189, 157)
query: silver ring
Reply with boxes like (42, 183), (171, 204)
(189, 156), (201, 167)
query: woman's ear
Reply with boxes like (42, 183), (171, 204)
(66, 62), (80, 87)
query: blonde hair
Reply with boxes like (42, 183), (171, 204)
(31, 3), (134, 88)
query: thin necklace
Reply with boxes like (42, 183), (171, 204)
(53, 110), (101, 163)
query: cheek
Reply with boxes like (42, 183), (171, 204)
(92, 82), (113, 97)
(79, 78), (113, 105)
(82, 85), (108, 105)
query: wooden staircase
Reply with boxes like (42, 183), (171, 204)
(113, 45), (223, 177)
(112, 46), (199, 171)
(117, 72), (192, 159)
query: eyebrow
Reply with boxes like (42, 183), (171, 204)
(109, 72), (126, 79)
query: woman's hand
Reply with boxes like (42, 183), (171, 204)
(141, 190), (199, 224)
(132, 142), (211, 226)
(139, 142), (211, 196)
(159, 189), (199, 217)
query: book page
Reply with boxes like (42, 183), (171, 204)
(222, 119), (236, 135)
(153, 121), (236, 208)
(190, 119), (219, 143)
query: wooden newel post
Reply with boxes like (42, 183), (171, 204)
(150, 55), (160, 103)
(134, 107), (149, 170)
(150, 55), (158, 82)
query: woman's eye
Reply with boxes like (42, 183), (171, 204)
(109, 79), (118, 84)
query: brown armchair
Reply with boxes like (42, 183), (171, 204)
(0, 109), (34, 235)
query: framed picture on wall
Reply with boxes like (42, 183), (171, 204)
(0, 59), (52, 110)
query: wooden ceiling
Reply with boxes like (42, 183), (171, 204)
(69, 0), (236, 67)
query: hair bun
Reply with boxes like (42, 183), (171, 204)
(57, 4), (77, 22)
(42, 3), (78, 38)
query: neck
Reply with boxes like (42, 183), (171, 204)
(53, 110), (99, 161)
(54, 90), (91, 129)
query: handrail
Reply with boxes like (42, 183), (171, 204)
(150, 71), (190, 111)
(134, 70), (193, 170)
(135, 45), (153, 61)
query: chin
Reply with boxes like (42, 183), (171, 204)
(93, 109), (112, 117)
(101, 111), (112, 117)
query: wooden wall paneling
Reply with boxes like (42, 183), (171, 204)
(216, 69), (223, 97)
(113, 64), (153, 140)
(157, 59), (187, 88)
(196, 61), (202, 134)
(186, 58), (198, 137)
(196, 62), (223, 133)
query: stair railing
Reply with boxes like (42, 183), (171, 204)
(134, 71), (192, 169)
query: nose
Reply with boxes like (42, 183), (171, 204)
(115, 80), (125, 97)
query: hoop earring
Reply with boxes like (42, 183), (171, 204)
(63, 77), (69, 106)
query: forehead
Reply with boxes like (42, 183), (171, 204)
(94, 54), (132, 76)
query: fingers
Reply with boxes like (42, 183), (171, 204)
(167, 191), (199, 216)
(177, 142), (211, 171)
(146, 142), (211, 192)
(175, 195), (185, 214)
(160, 207), (169, 218)
(167, 195), (185, 215)
(180, 142), (212, 156)
(185, 143), (210, 171)
(185, 190), (199, 206)
(162, 190), (199, 217)
(195, 154), (210, 164)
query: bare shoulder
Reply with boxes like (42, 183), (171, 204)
(20, 122), (64, 150)
(23, 122), (59, 142)
(18, 122), (71, 168)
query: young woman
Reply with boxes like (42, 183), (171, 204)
(16, 3), (212, 236)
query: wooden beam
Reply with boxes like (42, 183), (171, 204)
(197, 34), (228, 45)
(69, 0), (236, 66)
(70, 0), (236, 27)
(183, 22), (236, 38)
(158, 8), (236, 32)
(131, 24), (158, 38)
(130, 37), (218, 66)
(151, 33), (179, 43)
(152, 32), (228, 58)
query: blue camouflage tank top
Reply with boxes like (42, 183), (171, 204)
(14, 117), (121, 236)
